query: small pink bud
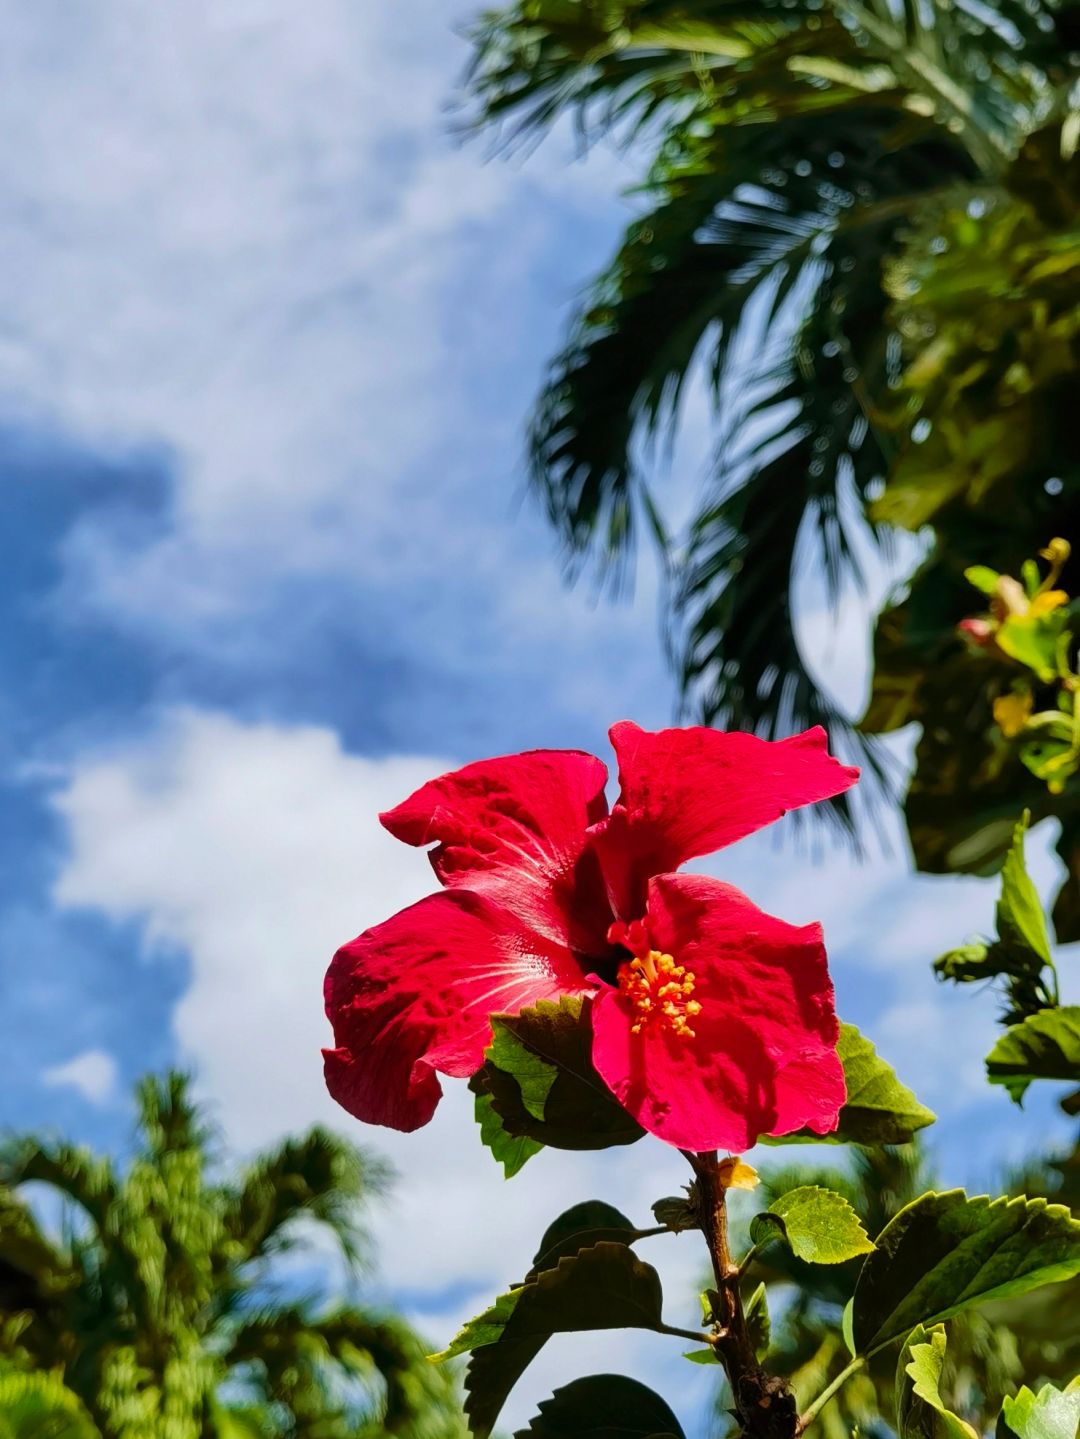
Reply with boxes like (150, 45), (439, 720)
(958, 616), (993, 645)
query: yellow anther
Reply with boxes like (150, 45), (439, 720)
(618, 948), (702, 1040)
(1030, 589), (1067, 616)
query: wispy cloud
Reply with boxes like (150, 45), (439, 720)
(43, 1048), (119, 1106)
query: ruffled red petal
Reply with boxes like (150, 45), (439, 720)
(380, 749), (611, 952)
(591, 722), (859, 916)
(323, 890), (588, 1132)
(590, 873), (844, 1151)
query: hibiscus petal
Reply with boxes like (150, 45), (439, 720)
(591, 873), (844, 1152)
(323, 889), (588, 1132)
(380, 749), (611, 950)
(591, 722), (859, 916)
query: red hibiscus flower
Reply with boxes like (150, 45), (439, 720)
(323, 722), (857, 1152)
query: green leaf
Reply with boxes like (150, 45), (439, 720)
(996, 816), (1052, 964)
(683, 1348), (720, 1366)
(531, 1201), (638, 1273)
(440, 1243), (670, 1438)
(842, 1298), (856, 1358)
(997, 612), (1067, 682)
(851, 1190), (1080, 1354)
(651, 1193), (698, 1232)
(474, 1089), (543, 1178)
(766, 1023), (936, 1145)
(986, 1008), (1080, 1103)
(514, 1374), (686, 1439)
(998, 1381), (1080, 1439)
(896, 1325), (979, 1439)
(460, 1203), (648, 1439)
(470, 998), (644, 1162)
(745, 1281), (771, 1360)
(489, 1016), (559, 1121)
(933, 942), (993, 983)
(964, 565), (1000, 596)
(750, 1186), (874, 1265)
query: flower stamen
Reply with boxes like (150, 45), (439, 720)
(618, 948), (702, 1038)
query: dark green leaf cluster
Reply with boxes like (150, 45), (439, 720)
(933, 815), (1059, 1025)
(931, 811), (1080, 1105)
(469, 996), (645, 1176)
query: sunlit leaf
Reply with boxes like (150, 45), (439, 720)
(851, 1190), (1080, 1353)
(750, 1186), (874, 1264)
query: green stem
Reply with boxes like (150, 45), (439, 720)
(635, 1225), (675, 1242)
(796, 1356), (867, 1434)
(659, 1323), (715, 1345)
(738, 1240), (764, 1275)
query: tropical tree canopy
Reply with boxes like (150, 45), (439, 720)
(0, 1073), (465, 1439)
(464, 0), (1080, 850)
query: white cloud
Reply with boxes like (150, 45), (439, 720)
(0, 0), (638, 633)
(42, 1047), (119, 1106)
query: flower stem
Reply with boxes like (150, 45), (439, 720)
(796, 1356), (867, 1433)
(687, 1151), (798, 1439)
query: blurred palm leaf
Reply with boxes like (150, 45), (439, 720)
(0, 1073), (464, 1439)
(467, 0), (1075, 834)
(0, 1366), (100, 1439)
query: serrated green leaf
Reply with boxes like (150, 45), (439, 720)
(470, 997), (644, 1161)
(745, 1281), (771, 1359)
(461, 1204), (650, 1439)
(851, 1190), (1080, 1354)
(896, 1325), (979, 1439)
(750, 1186), (873, 1265)
(474, 1089), (543, 1178)
(766, 1024), (935, 1145)
(986, 1007), (1080, 1103)
(531, 1201), (637, 1273)
(441, 1243), (669, 1438)
(996, 816), (1052, 964)
(964, 565), (1000, 596)
(488, 1018), (559, 1121)
(998, 1380), (1080, 1439)
(514, 1374), (686, 1439)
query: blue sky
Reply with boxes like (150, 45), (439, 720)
(0, 2), (1075, 1430)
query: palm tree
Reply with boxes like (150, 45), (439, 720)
(465, 0), (1078, 834)
(0, 1073), (465, 1439)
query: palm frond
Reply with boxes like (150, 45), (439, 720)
(467, 0), (1065, 807)
(222, 1128), (386, 1274)
(225, 1304), (464, 1439)
(133, 1073), (215, 1162)
(0, 1364), (100, 1439)
(0, 1143), (116, 1239)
